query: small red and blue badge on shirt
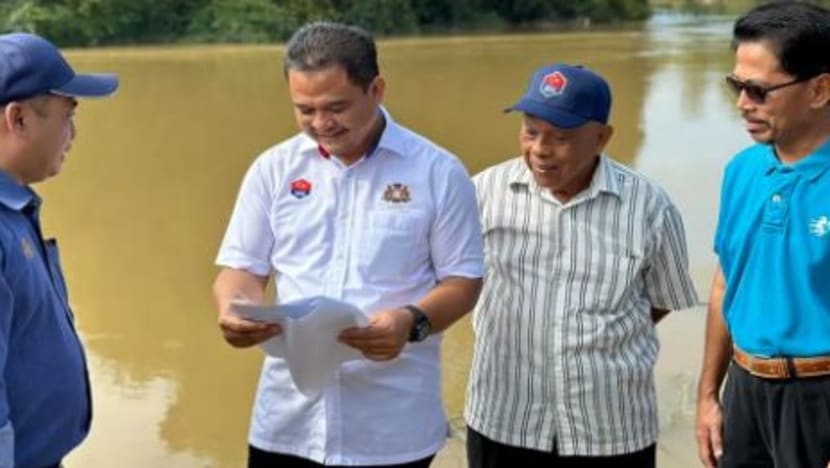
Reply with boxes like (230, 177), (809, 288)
(290, 178), (312, 199)
(540, 71), (568, 98)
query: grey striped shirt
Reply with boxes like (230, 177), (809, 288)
(464, 156), (699, 456)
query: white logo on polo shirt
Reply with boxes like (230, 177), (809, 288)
(809, 216), (830, 237)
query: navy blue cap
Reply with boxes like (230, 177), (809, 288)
(505, 63), (611, 129)
(0, 32), (118, 105)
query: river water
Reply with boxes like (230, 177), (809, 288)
(38, 13), (750, 467)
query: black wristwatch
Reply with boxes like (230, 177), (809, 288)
(404, 304), (431, 342)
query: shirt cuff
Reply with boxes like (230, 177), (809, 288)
(0, 421), (14, 468)
(435, 260), (485, 281)
(215, 254), (272, 277)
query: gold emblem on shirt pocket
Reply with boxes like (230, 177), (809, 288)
(21, 237), (35, 259)
(382, 183), (411, 203)
(359, 209), (427, 282)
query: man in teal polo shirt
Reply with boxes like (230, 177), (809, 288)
(695, 2), (830, 468)
(0, 33), (117, 467)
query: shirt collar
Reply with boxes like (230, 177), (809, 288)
(763, 137), (830, 182)
(0, 170), (37, 211)
(509, 161), (534, 188)
(587, 155), (622, 199)
(508, 155), (621, 200)
(297, 106), (409, 161)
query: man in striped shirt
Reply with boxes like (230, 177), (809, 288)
(464, 63), (699, 467)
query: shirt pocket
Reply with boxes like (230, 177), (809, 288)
(358, 209), (429, 283)
(590, 247), (644, 312)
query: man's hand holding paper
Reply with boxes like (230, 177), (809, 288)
(218, 302), (281, 349)
(230, 296), (371, 395)
(338, 308), (413, 361)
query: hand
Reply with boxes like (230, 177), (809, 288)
(338, 308), (413, 361)
(696, 396), (724, 468)
(218, 306), (281, 348)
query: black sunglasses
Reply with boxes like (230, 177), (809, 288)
(725, 75), (812, 103)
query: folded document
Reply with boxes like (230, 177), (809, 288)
(231, 296), (370, 395)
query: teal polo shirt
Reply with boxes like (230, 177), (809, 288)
(715, 138), (830, 357)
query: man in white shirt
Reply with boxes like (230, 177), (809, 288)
(213, 22), (483, 468)
(464, 63), (698, 467)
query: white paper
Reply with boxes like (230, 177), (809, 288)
(231, 296), (370, 395)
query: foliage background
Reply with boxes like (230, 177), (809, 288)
(2, 0), (830, 46)
(0, 0), (652, 46)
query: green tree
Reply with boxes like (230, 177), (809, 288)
(482, 0), (555, 23)
(187, 0), (335, 43)
(338, 0), (418, 35)
(0, 0), (658, 47)
(1, 0), (207, 45)
(578, 0), (650, 22)
(409, 0), (484, 27)
(2, 0), (84, 45)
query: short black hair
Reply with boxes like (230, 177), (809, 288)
(284, 22), (379, 91)
(733, 1), (830, 79)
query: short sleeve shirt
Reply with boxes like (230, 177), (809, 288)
(465, 156), (698, 456)
(216, 109), (484, 464)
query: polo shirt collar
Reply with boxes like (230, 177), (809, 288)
(0, 170), (36, 211)
(298, 106), (408, 160)
(764, 137), (830, 182)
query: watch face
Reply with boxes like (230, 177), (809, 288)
(414, 320), (430, 341)
(406, 305), (431, 342)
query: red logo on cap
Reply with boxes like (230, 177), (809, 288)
(540, 71), (567, 97)
(290, 179), (312, 199)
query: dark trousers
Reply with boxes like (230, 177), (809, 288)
(719, 364), (830, 468)
(466, 426), (655, 468)
(248, 445), (435, 468)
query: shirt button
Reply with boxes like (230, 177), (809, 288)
(771, 194), (782, 203)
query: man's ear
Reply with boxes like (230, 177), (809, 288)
(2, 102), (26, 135)
(597, 123), (614, 153)
(369, 76), (385, 104)
(810, 73), (830, 109)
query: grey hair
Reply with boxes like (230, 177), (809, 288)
(283, 22), (379, 91)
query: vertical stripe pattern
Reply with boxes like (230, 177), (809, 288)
(465, 156), (699, 456)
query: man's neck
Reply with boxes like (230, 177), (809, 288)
(339, 111), (385, 166)
(775, 118), (830, 165)
(551, 156), (600, 204)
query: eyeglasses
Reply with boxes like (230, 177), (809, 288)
(725, 74), (812, 103)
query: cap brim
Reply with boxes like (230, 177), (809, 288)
(504, 99), (588, 129)
(51, 73), (119, 98)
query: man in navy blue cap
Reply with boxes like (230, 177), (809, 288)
(0, 32), (117, 467)
(464, 63), (698, 467)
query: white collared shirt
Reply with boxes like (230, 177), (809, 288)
(217, 110), (483, 464)
(465, 156), (698, 456)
